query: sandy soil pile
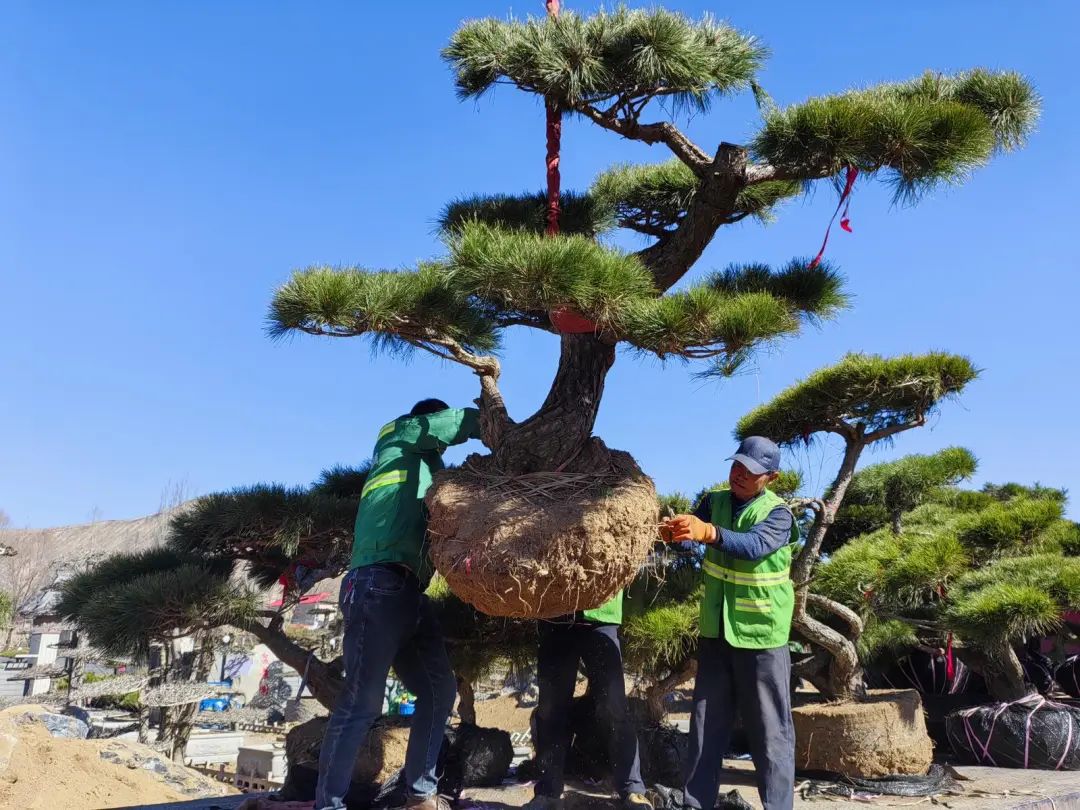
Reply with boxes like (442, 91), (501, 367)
(0, 704), (237, 810)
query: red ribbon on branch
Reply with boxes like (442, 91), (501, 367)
(945, 632), (956, 680)
(544, 0), (561, 236)
(809, 165), (859, 269)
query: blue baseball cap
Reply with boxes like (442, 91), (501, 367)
(727, 436), (781, 475)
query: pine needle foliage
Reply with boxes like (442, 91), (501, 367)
(440, 191), (614, 238)
(590, 160), (802, 234)
(753, 70), (1038, 201)
(618, 288), (793, 357)
(890, 70), (1040, 152)
(55, 548), (230, 622)
(951, 554), (1080, 618)
(169, 484), (358, 566)
(1037, 520), (1080, 557)
(658, 491), (692, 516)
(268, 262), (499, 353)
(58, 552), (258, 661)
(736, 353), (978, 444)
(623, 598), (699, 675)
(815, 522), (970, 614)
(946, 583), (1061, 646)
(706, 260), (848, 323)
(955, 497), (1063, 557)
(591, 160), (698, 233)
(733, 180), (806, 223)
(858, 618), (919, 665)
(312, 464), (371, 500)
(826, 504), (891, 552)
(444, 7), (765, 111)
(833, 447), (977, 535)
(447, 221), (656, 325)
(982, 482), (1067, 503)
(770, 470), (803, 500)
(876, 532), (970, 609)
(815, 530), (899, 611)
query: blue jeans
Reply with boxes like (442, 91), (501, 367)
(315, 565), (457, 810)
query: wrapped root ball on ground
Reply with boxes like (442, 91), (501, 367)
(427, 443), (657, 618)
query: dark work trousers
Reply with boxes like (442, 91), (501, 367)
(533, 621), (646, 800)
(315, 565), (457, 810)
(683, 636), (795, 810)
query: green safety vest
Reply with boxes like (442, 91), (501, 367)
(699, 489), (800, 649)
(582, 590), (624, 625)
(351, 408), (481, 585)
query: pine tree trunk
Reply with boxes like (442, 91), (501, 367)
(167, 633), (215, 764)
(494, 334), (615, 473)
(456, 676), (477, 726)
(137, 703), (149, 745)
(791, 439), (867, 702)
(243, 617), (343, 710)
(958, 644), (1030, 701)
(644, 656), (696, 726)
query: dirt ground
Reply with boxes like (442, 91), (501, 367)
(457, 762), (1080, 810)
(474, 695), (534, 735)
(0, 704), (237, 810)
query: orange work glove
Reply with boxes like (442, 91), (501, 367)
(660, 515), (717, 543)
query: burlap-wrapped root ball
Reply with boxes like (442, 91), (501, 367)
(426, 448), (657, 619)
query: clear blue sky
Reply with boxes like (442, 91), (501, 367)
(3, 2), (1078, 527)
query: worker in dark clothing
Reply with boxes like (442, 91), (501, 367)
(246, 400), (483, 810)
(525, 591), (653, 810)
(660, 436), (800, 810)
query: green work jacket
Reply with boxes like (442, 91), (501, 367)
(582, 590), (624, 625)
(350, 407), (481, 585)
(699, 489), (800, 649)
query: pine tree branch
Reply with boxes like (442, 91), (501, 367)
(636, 143), (749, 291)
(241, 617), (343, 710)
(571, 101), (712, 175)
(493, 314), (554, 331)
(745, 161), (835, 185)
(621, 220), (676, 239)
(864, 414), (926, 444)
(421, 331), (499, 376)
(792, 612), (866, 701)
(478, 369), (513, 450)
(806, 592), (864, 638)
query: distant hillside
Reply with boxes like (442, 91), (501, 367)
(0, 503), (194, 616)
(0, 504), (190, 565)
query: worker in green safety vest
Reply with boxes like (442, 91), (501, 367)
(309, 399), (482, 810)
(661, 436), (800, 810)
(525, 590), (653, 810)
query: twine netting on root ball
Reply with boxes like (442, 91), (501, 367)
(426, 449), (657, 619)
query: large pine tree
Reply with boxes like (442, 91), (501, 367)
(268, 7), (1037, 618)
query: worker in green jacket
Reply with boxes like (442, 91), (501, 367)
(311, 399), (482, 810)
(525, 590), (653, 810)
(660, 436), (800, 810)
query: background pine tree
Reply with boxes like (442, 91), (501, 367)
(819, 474), (1080, 699)
(736, 352), (978, 699)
